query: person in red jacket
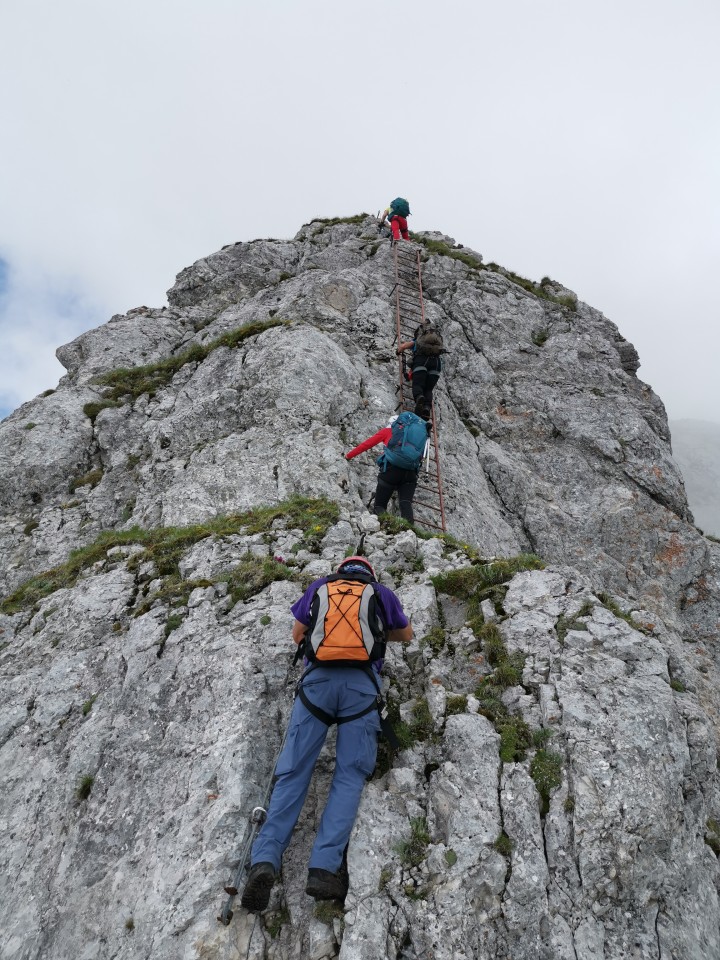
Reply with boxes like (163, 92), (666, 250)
(345, 414), (427, 523)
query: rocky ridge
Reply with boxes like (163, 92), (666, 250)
(1, 216), (719, 959)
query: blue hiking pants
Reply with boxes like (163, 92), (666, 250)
(251, 666), (381, 873)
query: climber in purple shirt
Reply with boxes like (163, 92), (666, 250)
(241, 556), (412, 912)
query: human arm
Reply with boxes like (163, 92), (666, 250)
(396, 340), (414, 354)
(292, 619), (307, 645)
(345, 427), (391, 460)
(375, 584), (413, 644)
(387, 623), (413, 643)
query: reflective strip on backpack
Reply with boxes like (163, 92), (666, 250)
(358, 583), (376, 657)
(308, 581), (377, 660)
(308, 584), (331, 656)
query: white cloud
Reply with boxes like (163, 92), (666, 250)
(0, 256), (106, 420)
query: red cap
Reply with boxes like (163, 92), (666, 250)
(336, 556), (376, 579)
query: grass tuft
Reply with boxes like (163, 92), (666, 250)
(530, 749), (563, 816)
(1, 495), (338, 615)
(494, 832), (513, 857)
(395, 817), (430, 867)
(76, 774), (94, 802)
(84, 318), (289, 419)
(68, 469), (103, 494)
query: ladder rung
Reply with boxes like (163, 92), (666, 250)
(413, 518), (445, 532)
(413, 500), (443, 514)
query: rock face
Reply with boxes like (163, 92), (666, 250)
(1, 217), (719, 960)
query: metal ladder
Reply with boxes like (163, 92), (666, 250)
(391, 242), (447, 533)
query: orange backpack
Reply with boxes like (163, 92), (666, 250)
(306, 575), (385, 663)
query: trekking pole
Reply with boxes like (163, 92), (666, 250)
(424, 439), (431, 476)
(218, 679), (295, 924)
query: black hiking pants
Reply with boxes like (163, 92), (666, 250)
(412, 354), (442, 406)
(374, 465), (418, 524)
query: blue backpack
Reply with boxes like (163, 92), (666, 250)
(380, 412), (428, 471)
(390, 197), (410, 218)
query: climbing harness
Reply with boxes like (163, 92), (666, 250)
(392, 243), (447, 532)
(296, 663), (400, 751)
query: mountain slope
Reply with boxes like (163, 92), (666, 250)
(1, 217), (719, 960)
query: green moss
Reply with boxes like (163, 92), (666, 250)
(221, 556), (295, 607)
(409, 698), (434, 742)
(68, 469), (103, 494)
(555, 601), (593, 643)
(124, 917), (135, 932)
(493, 832), (513, 857)
(598, 593), (641, 630)
(76, 774), (94, 801)
(265, 906), (290, 937)
(444, 848), (458, 866)
(40, 389), (56, 398)
(378, 866), (393, 890)
(121, 498), (136, 523)
(379, 514), (435, 540)
(85, 318), (289, 415)
(1, 495), (337, 615)
(412, 236), (577, 310)
(164, 612), (185, 637)
(260, 614), (271, 626)
(530, 750), (563, 816)
(432, 554), (544, 603)
(23, 520), (40, 536)
(670, 679), (686, 692)
(496, 714), (533, 763)
(313, 900), (345, 923)
(395, 817), (430, 867)
(564, 795), (575, 813)
(531, 329), (549, 347)
(82, 694), (98, 716)
(446, 694), (468, 716)
(311, 214), (369, 227)
(24, 422), (37, 430)
(83, 400), (121, 423)
(532, 728), (553, 749)
(705, 819), (720, 856)
(411, 234), (484, 270)
(421, 626), (446, 655)
(134, 578), (213, 617)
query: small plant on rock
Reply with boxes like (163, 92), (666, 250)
(494, 832), (513, 857)
(76, 774), (94, 802)
(446, 694), (468, 716)
(395, 817), (430, 868)
(530, 750), (563, 816)
(705, 819), (720, 856)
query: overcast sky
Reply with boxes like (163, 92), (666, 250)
(1, 0), (718, 426)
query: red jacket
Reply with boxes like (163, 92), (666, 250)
(346, 427), (391, 460)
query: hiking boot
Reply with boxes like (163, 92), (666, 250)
(240, 862), (277, 912)
(306, 867), (348, 901)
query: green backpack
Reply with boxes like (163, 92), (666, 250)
(390, 197), (410, 218)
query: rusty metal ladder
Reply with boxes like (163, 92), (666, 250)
(390, 242), (447, 533)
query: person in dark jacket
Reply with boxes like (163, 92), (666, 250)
(240, 556), (412, 912)
(398, 324), (444, 415)
(345, 413), (430, 524)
